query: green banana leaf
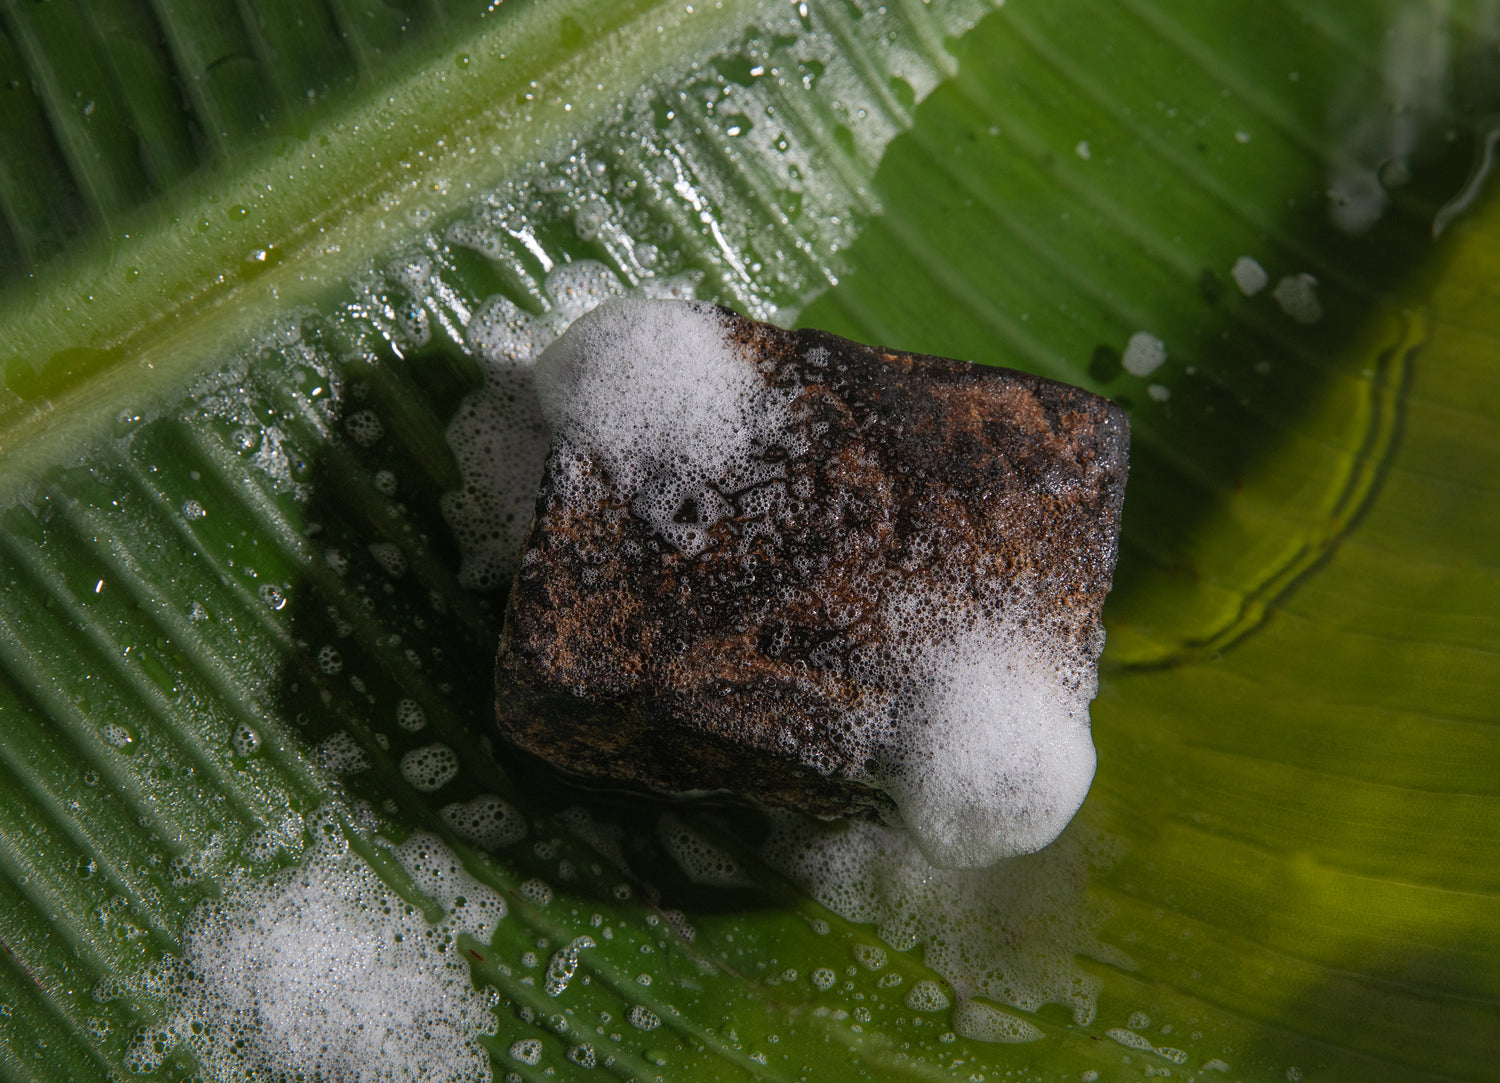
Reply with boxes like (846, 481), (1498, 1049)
(1, 1), (1496, 1080)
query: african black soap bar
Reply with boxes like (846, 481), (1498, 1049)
(495, 300), (1129, 868)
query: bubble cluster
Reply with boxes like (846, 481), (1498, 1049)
(230, 724), (261, 758)
(440, 794), (528, 849)
(399, 743), (459, 792)
(854, 586), (1100, 868)
(519, 878), (552, 906)
(764, 814), (1129, 1028)
(627, 1005), (661, 1031)
(534, 298), (798, 556)
(1121, 330), (1167, 377)
(1273, 272), (1323, 324)
(117, 822), (501, 1082)
(316, 644), (343, 674)
(952, 999), (1044, 1044)
(344, 409), (384, 447)
(316, 732), (368, 776)
(395, 698), (427, 732)
(441, 294), (557, 591)
(543, 935), (596, 997)
(368, 541), (407, 578)
(1231, 255), (1268, 296)
(393, 832), (508, 938)
(509, 1038), (542, 1065)
(904, 980), (951, 1013)
(658, 813), (751, 887)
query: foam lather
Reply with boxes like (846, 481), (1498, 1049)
(497, 299), (1129, 868)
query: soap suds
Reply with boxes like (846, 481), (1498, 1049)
(441, 794), (528, 849)
(953, 999), (1045, 1043)
(1120, 331), (1166, 377)
(441, 264), (703, 587)
(762, 813), (1129, 1028)
(904, 980), (951, 1012)
(534, 297), (797, 555)
(400, 742), (460, 792)
(441, 292), (558, 591)
(1230, 256), (1268, 296)
(1273, 273), (1323, 324)
(117, 818), (503, 1082)
(658, 812), (753, 887)
(851, 587), (1099, 868)
(317, 731), (369, 775)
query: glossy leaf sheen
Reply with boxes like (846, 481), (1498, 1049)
(0, 1), (1496, 1082)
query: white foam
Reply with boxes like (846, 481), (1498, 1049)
(659, 812), (752, 887)
(904, 980), (951, 1012)
(627, 1005), (661, 1031)
(1121, 331), (1166, 377)
(317, 732), (368, 775)
(543, 935), (597, 997)
(345, 409), (384, 447)
(509, 1038), (542, 1065)
(441, 293), (557, 591)
(441, 266), (704, 588)
(400, 743), (460, 792)
(763, 813), (1129, 1027)
(368, 541), (407, 578)
(534, 298), (795, 554)
(392, 831), (509, 939)
(395, 698), (427, 732)
(119, 823), (501, 1082)
(1273, 273), (1323, 324)
(1230, 256), (1268, 296)
(231, 724), (261, 757)
(954, 1000), (1044, 1043)
(441, 794), (528, 849)
(519, 877), (552, 905)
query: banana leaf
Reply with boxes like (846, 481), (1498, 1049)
(0, 0), (1495, 1080)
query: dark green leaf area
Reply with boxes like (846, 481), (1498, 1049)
(802, 0), (1499, 665)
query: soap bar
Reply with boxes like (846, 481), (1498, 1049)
(495, 299), (1129, 868)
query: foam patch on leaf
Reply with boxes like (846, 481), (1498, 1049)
(116, 818), (503, 1082)
(763, 812), (1130, 1027)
